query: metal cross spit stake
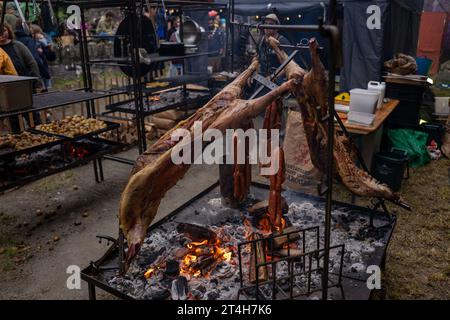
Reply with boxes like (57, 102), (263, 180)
(252, 73), (279, 91)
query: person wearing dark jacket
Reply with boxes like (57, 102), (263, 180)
(0, 23), (40, 79)
(0, 23), (41, 133)
(30, 24), (56, 90)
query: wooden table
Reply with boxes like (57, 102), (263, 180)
(335, 99), (400, 170)
(336, 99), (400, 135)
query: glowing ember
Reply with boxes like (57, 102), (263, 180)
(180, 238), (234, 277)
(187, 240), (208, 249)
(144, 268), (155, 279)
(275, 217), (287, 232)
(223, 252), (232, 262)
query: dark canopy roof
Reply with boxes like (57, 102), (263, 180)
(215, 0), (424, 15)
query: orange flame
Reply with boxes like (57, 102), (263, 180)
(187, 240), (208, 249)
(179, 237), (234, 278)
(144, 268), (155, 279)
(223, 252), (232, 262)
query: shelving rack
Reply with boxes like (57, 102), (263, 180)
(0, 0), (228, 186)
(67, 0), (228, 165)
(0, 1), (132, 191)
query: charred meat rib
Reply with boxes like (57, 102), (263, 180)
(119, 60), (297, 267)
(267, 37), (408, 207)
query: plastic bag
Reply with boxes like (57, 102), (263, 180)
(387, 129), (430, 168)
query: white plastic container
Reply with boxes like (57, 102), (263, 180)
(349, 89), (380, 115)
(434, 97), (449, 116)
(368, 81), (386, 110)
(347, 111), (376, 126)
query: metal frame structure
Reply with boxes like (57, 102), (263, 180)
(0, 0), (130, 189)
(81, 181), (397, 300)
(226, 0), (410, 299)
(1, 0), (394, 300)
(72, 0), (228, 159)
(228, 5), (341, 300)
(78, 0), (406, 301)
(236, 225), (346, 300)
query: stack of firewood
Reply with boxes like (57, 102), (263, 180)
(100, 120), (157, 145)
(150, 110), (191, 138)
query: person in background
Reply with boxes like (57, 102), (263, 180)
(258, 13), (292, 78)
(0, 23), (41, 133)
(0, 46), (17, 75)
(0, 23), (40, 79)
(168, 16), (181, 43)
(1, 3), (18, 32)
(144, 5), (158, 26)
(207, 16), (224, 72)
(96, 11), (116, 41)
(167, 16), (182, 77)
(255, 14), (292, 138)
(166, 16), (176, 41)
(31, 24), (56, 91)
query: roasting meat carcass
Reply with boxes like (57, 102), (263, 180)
(268, 147), (286, 231)
(233, 120), (253, 203)
(267, 37), (408, 206)
(120, 60), (297, 266)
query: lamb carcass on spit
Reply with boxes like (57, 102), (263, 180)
(267, 37), (408, 207)
(120, 59), (297, 266)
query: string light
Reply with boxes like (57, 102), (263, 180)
(298, 14), (302, 18)
(286, 17), (290, 21)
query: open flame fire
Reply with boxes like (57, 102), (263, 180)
(143, 237), (233, 280)
(180, 238), (233, 278)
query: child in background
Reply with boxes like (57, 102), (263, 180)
(31, 25), (56, 91)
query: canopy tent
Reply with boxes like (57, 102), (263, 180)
(341, 0), (424, 91)
(218, 0), (424, 91)
(215, 0), (329, 15)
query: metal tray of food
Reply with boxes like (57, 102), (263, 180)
(29, 120), (120, 143)
(0, 131), (64, 160)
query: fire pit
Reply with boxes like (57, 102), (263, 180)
(82, 183), (396, 300)
(0, 138), (124, 192)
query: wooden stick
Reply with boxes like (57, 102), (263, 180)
(249, 232), (268, 283)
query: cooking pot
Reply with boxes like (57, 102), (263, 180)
(114, 15), (158, 77)
(182, 17), (204, 46)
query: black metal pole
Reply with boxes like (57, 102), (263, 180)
(80, 9), (96, 116)
(88, 283), (96, 300)
(0, 1), (7, 29)
(230, 0), (235, 72)
(322, 0), (339, 301)
(80, 7), (104, 182)
(225, 0), (230, 71)
(77, 28), (91, 118)
(128, 0), (147, 154)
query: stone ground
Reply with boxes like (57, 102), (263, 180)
(0, 148), (218, 299)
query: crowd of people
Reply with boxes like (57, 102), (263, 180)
(0, 2), (56, 92)
(0, 4), (228, 84)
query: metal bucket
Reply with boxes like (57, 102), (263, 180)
(0, 76), (36, 113)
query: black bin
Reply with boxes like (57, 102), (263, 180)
(420, 123), (445, 147)
(386, 82), (426, 128)
(372, 149), (409, 192)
